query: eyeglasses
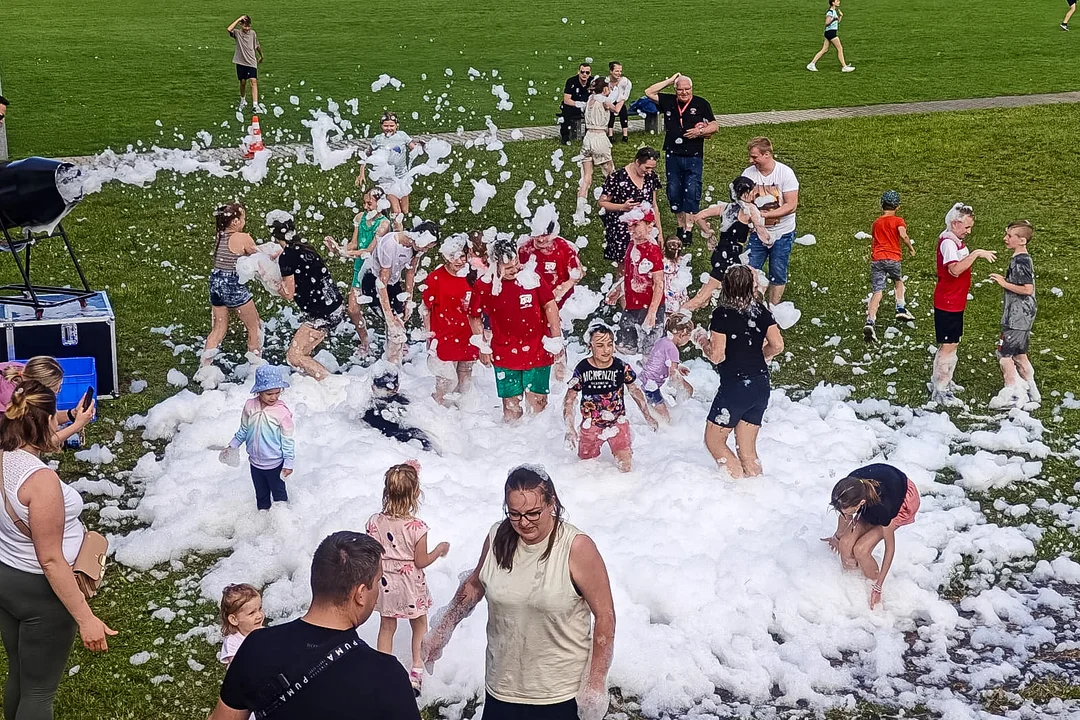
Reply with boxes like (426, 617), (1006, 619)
(507, 507), (544, 523)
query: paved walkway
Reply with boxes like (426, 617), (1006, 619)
(66, 90), (1080, 166)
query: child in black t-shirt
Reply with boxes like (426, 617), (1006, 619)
(823, 463), (920, 609)
(563, 324), (657, 472)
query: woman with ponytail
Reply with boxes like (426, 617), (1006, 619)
(0, 356), (95, 444)
(823, 463), (920, 608)
(421, 466), (616, 720)
(0, 381), (116, 719)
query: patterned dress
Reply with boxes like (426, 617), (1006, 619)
(366, 513), (434, 619)
(600, 167), (663, 263)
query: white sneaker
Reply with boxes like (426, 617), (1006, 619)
(238, 98), (248, 111)
(842, 65), (856, 73)
(806, 63), (818, 72)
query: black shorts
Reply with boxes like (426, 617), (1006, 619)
(708, 372), (770, 428)
(236, 63), (258, 81)
(934, 308), (965, 344)
(1070, 0), (1077, 7)
(483, 693), (577, 720)
(608, 106), (629, 129)
(360, 272), (405, 315)
(709, 241), (743, 281)
(824, 29), (838, 40)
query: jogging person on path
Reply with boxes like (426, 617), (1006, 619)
(468, 237), (565, 423)
(227, 15), (264, 112)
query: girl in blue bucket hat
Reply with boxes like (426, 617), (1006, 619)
(219, 364), (295, 510)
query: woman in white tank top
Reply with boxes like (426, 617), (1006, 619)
(421, 466), (616, 720)
(0, 381), (116, 720)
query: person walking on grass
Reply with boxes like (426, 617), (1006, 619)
(644, 73), (717, 247)
(1063, 0), (1076, 31)
(606, 62), (632, 144)
(864, 190), (916, 343)
(367, 462), (450, 696)
(564, 325), (658, 473)
(989, 220), (1039, 409)
(202, 203), (263, 368)
(823, 464), (920, 609)
(930, 203), (996, 406)
(698, 265), (784, 479)
(807, 0), (854, 73)
(0, 382), (116, 720)
(227, 15), (264, 112)
(422, 466), (615, 720)
(468, 237), (565, 423)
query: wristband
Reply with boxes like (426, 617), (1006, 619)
(871, 583), (883, 593)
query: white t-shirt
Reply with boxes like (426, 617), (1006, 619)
(608, 77), (633, 106)
(742, 161), (800, 239)
(368, 234), (415, 286)
(0, 449), (85, 574)
(368, 131), (412, 177)
(218, 631), (248, 664)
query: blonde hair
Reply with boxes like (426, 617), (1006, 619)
(1007, 219), (1034, 242)
(3, 356), (64, 393)
(747, 137), (773, 155)
(0, 380), (59, 453)
(382, 463), (421, 519)
(219, 583), (260, 636)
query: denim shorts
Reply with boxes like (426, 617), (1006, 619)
(664, 153), (703, 214)
(209, 269), (253, 309)
(869, 259), (903, 292)
(644, 386), (665, 405)
(747, 230), (796, 285)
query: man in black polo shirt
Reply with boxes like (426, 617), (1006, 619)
(207, 532), (420, 720)
(559, 62), (592, 144)
(645, 73), (718, 246)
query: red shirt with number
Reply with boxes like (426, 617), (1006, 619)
(468, 275), (555, 370)
(518, 237), (583, 308)
(422, 266), (479, 362)
(623, 240), (664, 311)
(934, 231), (972, 312)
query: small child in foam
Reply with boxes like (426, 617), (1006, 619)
(638, 313), (696, 422)
(822, 463), (920, 609)
(217, 583), (264, 665)
(366, 461), (450, 696)
(988, 220), (1038, 409)
(219, 365), (295, 511)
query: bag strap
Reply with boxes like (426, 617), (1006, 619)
(253, 630), (364, 719)
(1, 452), (33, 539)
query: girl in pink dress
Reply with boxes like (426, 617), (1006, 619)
(366, 461), (449, 695)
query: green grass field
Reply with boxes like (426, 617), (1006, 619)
(1, 103), (1079, 718)
(1, 0), (1078, 157)
(1, 1), (1080, 717)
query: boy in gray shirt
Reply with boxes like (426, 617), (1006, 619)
(227, 15), (263, 112)
(989, 220), (1038, 408)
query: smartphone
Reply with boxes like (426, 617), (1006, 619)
(81, 386), (95, 411)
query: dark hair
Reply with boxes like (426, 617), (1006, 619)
(635, 146), (660, 164)
(719, 265), (757, 312)
(215, 203), (244, 234)
(413, 220), (440, 243)
(0, 380), (58, 453)
(492, 236), (518, 264)
(493, 466), (564, 571)
(579, 62), (591, 69)
(609, 61), (621, 72)
(0, 95), (8, 107)
(309, 531), (384, 606)
(590, 77), (609, 95)
(269, 216), (321, 256)
(731, 176), (755, 200)
(240, 15), (252, 25)
(588, 324), (614, 342)
(830, 475), (883, 512)
(828, 0), (839, 6)
(1007, 219), (1034, 242)
(380, 112), (398, 124)
(663, 236), (682, 261)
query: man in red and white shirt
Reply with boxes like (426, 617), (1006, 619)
(518, 224), (585, 309)
(422, 235), (480, 406)
(469, 237), (565, 422)
(931, 203), (996, 405)
(606, 209), (665, 355)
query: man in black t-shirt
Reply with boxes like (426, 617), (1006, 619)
(644, 73), (718, 246)
(560, 63), (592, 144)
(207, 532), (421, 720)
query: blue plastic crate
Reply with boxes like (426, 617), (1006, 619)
(16, 356), (97, 412)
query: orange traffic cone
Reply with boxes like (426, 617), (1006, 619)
(244, 115), (265, 159)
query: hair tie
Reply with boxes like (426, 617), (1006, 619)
(405, 459), (421, 473)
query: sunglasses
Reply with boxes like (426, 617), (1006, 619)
(579, 70), (591, 76)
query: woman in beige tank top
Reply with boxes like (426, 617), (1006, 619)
(421, 466), (615, 720)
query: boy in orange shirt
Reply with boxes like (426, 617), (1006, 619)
(864, 190), (916, 343)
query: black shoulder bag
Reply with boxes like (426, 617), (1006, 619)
(252, 630), (364, 719)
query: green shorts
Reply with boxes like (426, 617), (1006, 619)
(494, 365), (551, 398)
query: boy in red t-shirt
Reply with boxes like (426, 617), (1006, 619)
(931, 203), (996, 405)
(468, 237), (565, 422)
(421, 234), (480, 406)
(864, 190), (916, 343)
(606, 210), (665, 355)
(518, 221), (586, 308)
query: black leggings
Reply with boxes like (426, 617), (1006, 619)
(0, 561), (77, 720)
(607, 106), (629, 130)
(483, 693), (578, 719)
